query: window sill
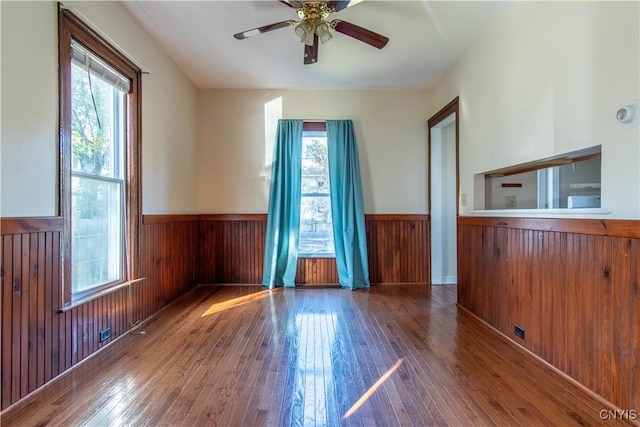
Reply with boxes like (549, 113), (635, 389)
(461, 207), (613, 218)
(60, 277), (146, 312)
(298, 254), (336, 259)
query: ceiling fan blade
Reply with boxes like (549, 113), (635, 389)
(233, 21), (293, 40)
(332, 20), (389, 49)
(304, 34), (319, 64)
(279, 1), (304, 8)
(327, 1), (357, 12)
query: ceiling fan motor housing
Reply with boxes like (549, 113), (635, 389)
(297, 2), (333, 22)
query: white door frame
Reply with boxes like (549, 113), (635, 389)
(427, 98), (459, 286)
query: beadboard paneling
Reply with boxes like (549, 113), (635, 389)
(295, 258), (339, 284)
(0, 215), (199, 410)
(366, 214), (430, 284)
(199, 214), (430, 285)
(457, 216), (640, 411)
(199, 215), (266, 284)
(139, 216), (200, 319)
(1, 213), (429, 410)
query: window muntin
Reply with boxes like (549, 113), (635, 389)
(299, 131), (335, 257)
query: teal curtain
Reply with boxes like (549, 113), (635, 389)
(262, 119), (303, 288)
(327, 120), (370, 290)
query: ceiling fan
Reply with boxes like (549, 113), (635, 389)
(233, 1), (389, 65)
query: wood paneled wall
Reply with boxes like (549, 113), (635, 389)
(139, 215), (200, 319)
(0, 215), (199, 410)
(199, 214), (430, 285)
(366, 214), (430, 284)
(2, 218), (64, 409)
(6, 212), (637, 413)
(1, 212), (428, 410)
(199, 215), (267, 284)
(296, 258), (339, 284)
(457, 216), (640, 411)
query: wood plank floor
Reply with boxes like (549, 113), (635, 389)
(1, 284), (633, 426)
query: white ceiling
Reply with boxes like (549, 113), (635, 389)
(122, 1), (511, 90)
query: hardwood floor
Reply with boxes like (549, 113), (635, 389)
(1, 284), (634, 426)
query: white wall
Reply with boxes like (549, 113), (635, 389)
(486, 171), (539, 210)
(431, 119), (457, 284)
(0, 1), (199, 216)
(1, 2), (58, 216)
(441, 122), (457, 280)
(427, 1), (640, 219)
(197, 89), (429, 214)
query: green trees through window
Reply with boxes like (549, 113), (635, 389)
(70, 55), (126, 292)
(299, 133), (335, 257)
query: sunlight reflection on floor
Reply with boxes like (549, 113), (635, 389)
(294, 311), (337, 426)
(343, 358), (405, 420)
(200, 289), (276, 317)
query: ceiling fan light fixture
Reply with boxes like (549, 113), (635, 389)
(316, 21), (333, 44)
(305, 27), (315, 46)
(233, 0), (390, 64)
(294, 21), (310, 43)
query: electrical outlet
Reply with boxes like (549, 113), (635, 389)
(100, 327), (111, 343)
(514, 325), (525, 339)
(460, 193), (467, 207)
(505, 195), (517, 208)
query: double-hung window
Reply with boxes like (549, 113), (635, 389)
(299, 130), (335, 257)
(59, 9), (141, 307)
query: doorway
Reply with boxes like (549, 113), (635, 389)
(428, 98), (459, 285)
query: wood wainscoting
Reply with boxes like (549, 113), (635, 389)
(140, 215), (200, 315)
(457, 216), (640, 412)
(199, 214), (430, 285)
(0, 215), (200, 410)
(366, 214), (430, 284)
(295, 258), (339, 285)
(199, 214), (266, 284)
(1, 212), (428, 410)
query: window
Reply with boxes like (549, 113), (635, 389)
(59, 9), (141, 307)
(299, 130), (335, 257)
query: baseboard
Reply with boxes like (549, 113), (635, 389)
(431, 276), (457, 285)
